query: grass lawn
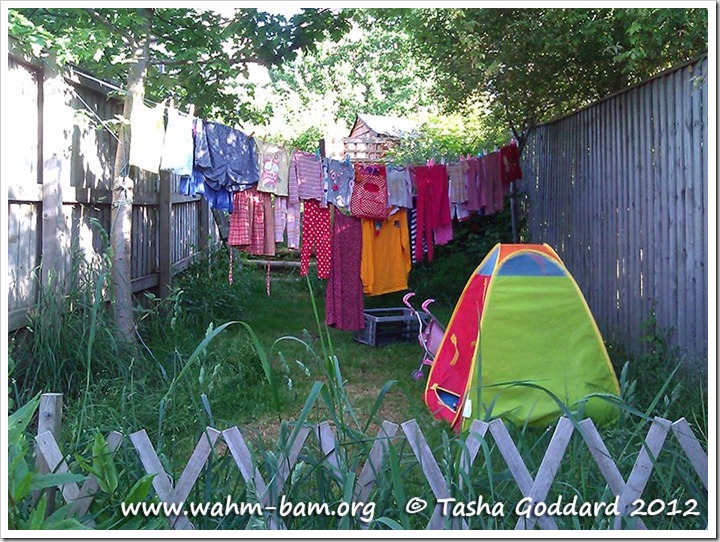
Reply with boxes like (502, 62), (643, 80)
(205, 263), (442, 444)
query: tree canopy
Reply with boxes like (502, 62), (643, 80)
(267, 21), (436, 128)
(368, 8), (708, 146)
(8, 7), (351, 125)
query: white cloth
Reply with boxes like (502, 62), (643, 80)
(129, 101), (165, 174)
(160, 107), (194, 176)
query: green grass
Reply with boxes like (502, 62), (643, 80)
(8, 248), (709, 530)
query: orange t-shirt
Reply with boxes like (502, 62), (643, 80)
(360, 209), (411, 296)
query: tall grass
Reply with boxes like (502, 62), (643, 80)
(10, 250), (126, 406)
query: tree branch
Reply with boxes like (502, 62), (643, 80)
(149, 55), (267, 67)
(84, 9), (136, 48)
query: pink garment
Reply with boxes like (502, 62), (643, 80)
(413, 164), (451, 263)
(325, 208), (365, 331)
(228, 187), (272, 256)
(293, 150), (325, 205)
(465, 157), (482, 211)
(286, 202), (301, 249)
(446, 161), (469, 203)
(487, 151), (504, 213)
(433, 222), (453, 245)
(300, 199), (331, 278)
(478, 155), (488, 210)
(350, 163), (389, 220)
(262, 192), (275, 256)
(274, 196), (288, 243)
(288, 154), (299, 203)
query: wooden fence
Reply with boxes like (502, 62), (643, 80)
(32, 393), (708, 531)
(6, 45), (219, 332)
(518, 56), (708, 360)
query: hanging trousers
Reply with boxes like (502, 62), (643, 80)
(300, 199), (331, 278)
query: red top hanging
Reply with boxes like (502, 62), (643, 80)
(500, 143), (522, 184)
(350, 163), (389, 221)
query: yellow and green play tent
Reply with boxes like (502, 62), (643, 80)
(424, 243), (620, 431)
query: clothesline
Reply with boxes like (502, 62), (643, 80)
(69, 67), (197, 119)
(124, 103), (522, 335)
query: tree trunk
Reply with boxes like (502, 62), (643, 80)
(110, 10), (153, 344)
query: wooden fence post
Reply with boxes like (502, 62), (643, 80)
(198, 196), (210, 257)
(34, 393), (63, 513)
(158, 170), (172, 297)
(40, 54), (71, 292)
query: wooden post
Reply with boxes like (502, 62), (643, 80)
(34, 393), (63, 513)
(198, 196), (210, 257)
(158, 170), (172, 297)
(40, 54), (72, 292)
(509, 181), (519, 243)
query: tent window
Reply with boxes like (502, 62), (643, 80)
(497, 253), (566, 276)
(477, 246), (499, 275)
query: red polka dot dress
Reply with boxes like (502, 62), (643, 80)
(299, 199), (331, 278)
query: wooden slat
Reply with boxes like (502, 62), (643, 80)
(671, 418), (708, 490)
(674, 68), (688, 352)
(131, 273), (159, 293)
(666, 71), (679, 349)
(638, 81), (650, 313)
(613, 417), (671, 529)
(314, 421), (343, 485)
(69, 431), (123, 519)
(129, 429), (194, 530)
(616, 92), (627, 339)
(515, 417), (574, 530)
(33, 394), (63, 510)
(577, 419), (648, 530)
(165, 428), (221, 528)
(459, 419), (488, 488)
(401, 419), (466, 530)
(700, 59), (708, 356)
(600, 98), (611, 333)
(657, 68), (671, 339)
(222, 426), (268, 497)
(272, 426), (311, 501)
(8, 185), (42, 202)
(487, 419), (557, 530)
(7, 203), (40, 316)
(627, 86), (639, 341)
(35, 431), (81, 505)
(354, 421), (398, 503)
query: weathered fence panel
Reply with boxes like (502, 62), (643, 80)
(519, 57), (708, 360)
(32, 393), (708, 531)
(6, 46), (219, 331)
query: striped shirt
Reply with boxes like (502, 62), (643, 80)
(293, 150), (325, 205)
(446, 161), (469, 203)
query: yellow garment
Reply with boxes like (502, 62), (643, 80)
(361, 209), (411, 296)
